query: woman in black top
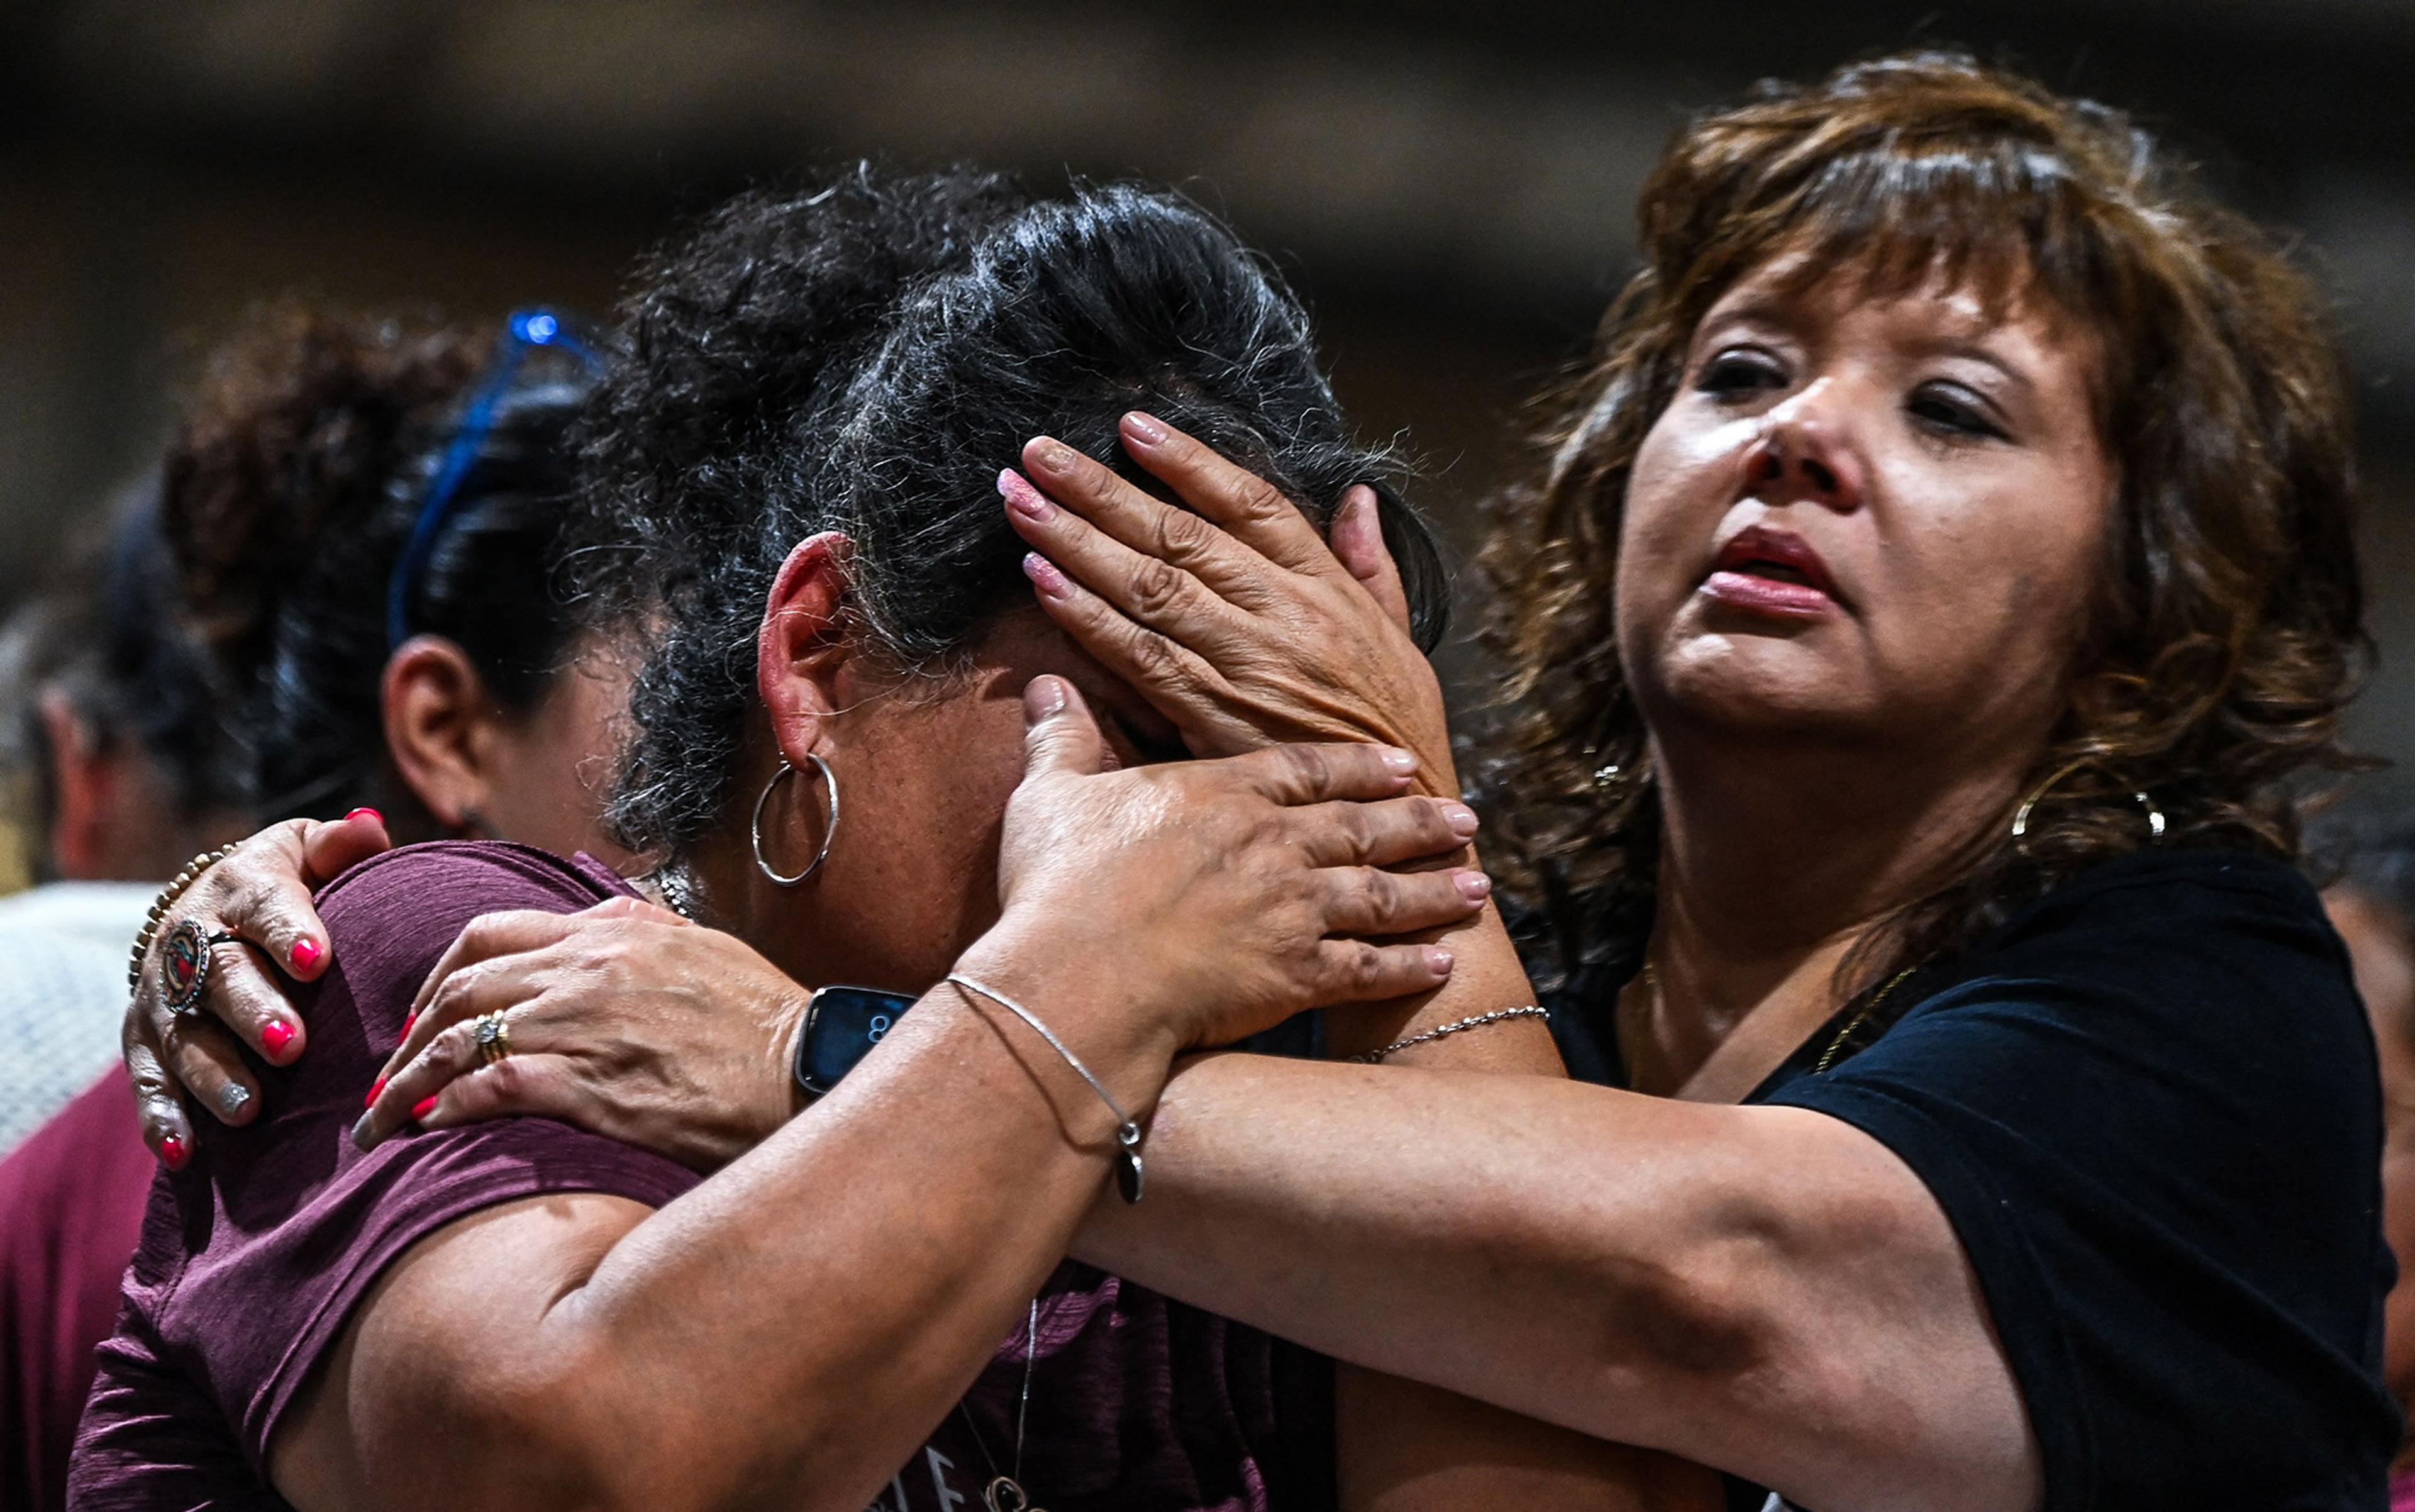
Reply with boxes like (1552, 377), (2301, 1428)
(996, 50), (2396, 1509)
(134, 52), (2394, 1510)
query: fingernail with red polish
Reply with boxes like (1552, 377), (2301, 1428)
(290, 937), (323, 971)
(998, 469), (1053, 521)
(345, 807), (382, 824)
(365, 1077), (387, 1109)
(1023, 553), (1072, 599)
(261, 1020), (296, 1058)
(401, 1011), (417, 1038)
(411, 1096), (438, 1121)
(159, 1134), (188, 1170)
(1121, 412), (1169, 445)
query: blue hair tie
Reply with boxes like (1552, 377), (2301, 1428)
(384, 308), (601, 651)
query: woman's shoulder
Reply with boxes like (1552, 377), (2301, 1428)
(1980, 843), (2337, 986)
(315, 841), (629, 970)
(318, 839), (631, 917)
(1918, 843), (2363, 1089)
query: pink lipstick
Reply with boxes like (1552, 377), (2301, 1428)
(1700, 523), (1843, 619)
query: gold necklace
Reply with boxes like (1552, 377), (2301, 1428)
(1812, 967), (1918, 1074)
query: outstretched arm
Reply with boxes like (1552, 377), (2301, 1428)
(1075, 1055), (2037, 1512)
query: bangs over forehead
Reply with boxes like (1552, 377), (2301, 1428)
(1489, 48), (2365, 993)
(1649, 55), (2167, 406)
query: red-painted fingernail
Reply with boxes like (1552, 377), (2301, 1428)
(411, 1096), (438, 1121)
(159, 1134), (188, 1170)
(262, 1020), (296, 1057)
(401, 1011), (417, 1038)
(290, 937), (323, 971)
(365, 1077), (387, 1109)
(346, 807), (382, 823)
(1023, 553), (1072, 599)
(998, 469), (1054, 521)
(1033, 440), (1079, 475)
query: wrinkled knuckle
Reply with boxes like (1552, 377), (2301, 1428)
(1123, 627), (1180, 681)
(479, 1056), (535, 1102)
(1238, 478), (1294, 524)
(1286, 743), (1338, 794)
(1150, 508), (1214, 562)
(1127, 557), (1190, 620)
(1337, 807), (1376, 859)
(1344, 942), (1385, 991)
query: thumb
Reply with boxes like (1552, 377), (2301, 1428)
(1331, 485), (1413, 632)
(1021, 675), (1106, 778)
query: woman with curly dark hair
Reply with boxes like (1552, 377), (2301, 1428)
(130, 53), (2397, 1511)
(989, 50), (2393, 1509)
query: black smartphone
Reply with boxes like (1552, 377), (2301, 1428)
(791, 984), (919, 1096)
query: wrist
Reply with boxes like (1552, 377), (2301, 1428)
(767, 984), (816, 1122)
(950, 921), (1184, 1113)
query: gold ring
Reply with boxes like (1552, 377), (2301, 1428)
(472, 1011), (512, 1067)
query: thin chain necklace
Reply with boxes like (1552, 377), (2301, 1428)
(955, 1298), (1045, 1512)
(1811, 967), (1918, 1074)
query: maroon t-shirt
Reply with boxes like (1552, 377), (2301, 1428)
(1, 1072), (155, 1512)
(69, 842), (1331, 1511)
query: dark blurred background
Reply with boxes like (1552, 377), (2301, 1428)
(3, 0), (2413, 794)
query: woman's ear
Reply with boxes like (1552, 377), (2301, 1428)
(380, 636), (506, 833)
(757, 531), (855, 765)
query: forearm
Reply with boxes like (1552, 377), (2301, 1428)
(1321, 889), (1558, 1071)
(1074, 1057), (2032, 1511)
(357, 973), (1165, 1512)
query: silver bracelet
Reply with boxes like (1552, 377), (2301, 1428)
(945, 972), (1148, 1204)
(1347, 1006), (1550, 1064)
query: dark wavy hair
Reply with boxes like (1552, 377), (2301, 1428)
(1478, 51), (2368, 1001)
(165, 304), (597, 829)
(579, 169), (1446, 859)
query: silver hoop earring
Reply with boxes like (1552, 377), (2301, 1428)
(751, 753), (840, 887)
(2009, 757), (2165, 843)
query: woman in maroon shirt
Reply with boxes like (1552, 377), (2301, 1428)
(74, 178), (1606, 1512)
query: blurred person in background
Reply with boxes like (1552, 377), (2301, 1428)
(2313, 798), (2415, 1508)
(0, 485), (248, 1151)
(0, 485), (247, 1512)
(5, 299), (625, 1512)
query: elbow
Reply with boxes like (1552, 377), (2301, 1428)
(1598, 1173), (1900, 1391)
(491, 1344), (868, 1512)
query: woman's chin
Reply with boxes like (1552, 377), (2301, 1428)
(1641, 635), (1878, 742)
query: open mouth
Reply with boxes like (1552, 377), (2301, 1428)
(1729, 557), (1813, 587)
(1701, 523), (1843, 616)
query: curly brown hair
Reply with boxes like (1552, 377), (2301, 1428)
(1477, 51), (2369, 999)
